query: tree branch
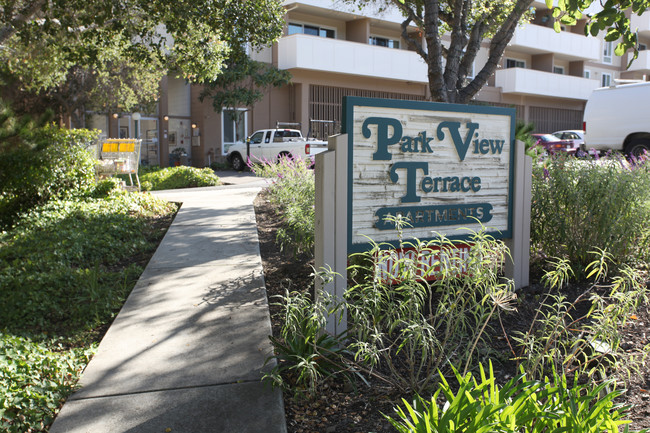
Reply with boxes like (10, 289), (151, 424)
(400, 17), (428, 63)
(457, 18), (487, 89)
(458, 0), (534, 103)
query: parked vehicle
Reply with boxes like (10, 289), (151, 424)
(552, 130), (584, 152)
(531, 133), (574, 154)
(583, 82), (650, 157)
(226, 128), (328, 171)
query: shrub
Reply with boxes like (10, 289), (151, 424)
(531, 152), (650, 273)
(264, 289), (354, 399)
(92, 177), (124, 198)
(266, 219), (516, 396)
(251, 156), (315, 255)
(344, 221), (514, 394)
(512, 249), (649, 383)
(0, 123), (98, 229)
(138, 166), (221, 190)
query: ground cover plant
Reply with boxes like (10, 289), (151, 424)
(0, 189), (177, 432)
(0, 117), (178, 432)
(136, 165), (221, 191)
(253, 150), (650, 432)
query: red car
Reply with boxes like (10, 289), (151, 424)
(531, 133), (574, 154)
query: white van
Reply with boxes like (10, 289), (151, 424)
(582, 82), (650, 157)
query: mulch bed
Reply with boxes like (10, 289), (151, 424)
(254, 191), (650, 432)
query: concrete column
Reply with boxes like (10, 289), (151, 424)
(532, 53), (554, 72)
(346, 18), (370, 43)
(569, 61), (584, 78)
(293, 83), (310, 134)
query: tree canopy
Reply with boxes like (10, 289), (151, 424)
(349, 0), (649, 103)
(199, 45), (292, 124)
(0, 0), (285, 119)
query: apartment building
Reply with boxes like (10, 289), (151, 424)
(95, 0), (650, 167)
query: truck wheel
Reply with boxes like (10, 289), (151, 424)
(625, 139), (650, 158)
(231, 153), (245, 171)
(277, 152), (292, 163)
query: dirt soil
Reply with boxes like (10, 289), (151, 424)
(254, 191), (650, 433)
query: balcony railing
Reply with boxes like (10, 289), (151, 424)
(632, 13), (650, 38)
(508, 24), (600, 61)
(495, 67), (600, 100)
(277, 34), (428, 83)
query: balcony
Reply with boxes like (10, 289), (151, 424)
(631, 13), (650, 38)
(495, 67), (600, 100)
(277, 34), (428, 83)
(508, 24), (600, 61)
(627, 49), (650, 73)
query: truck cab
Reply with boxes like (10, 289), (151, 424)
(227, 128), (327, 170)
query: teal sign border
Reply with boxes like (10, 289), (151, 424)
(342, 96), (516, 253)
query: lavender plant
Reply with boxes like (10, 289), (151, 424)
(251, 155), (315, 255)
(531, 152), (650, 274)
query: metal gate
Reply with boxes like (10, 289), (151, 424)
(308, 85), (427, 140)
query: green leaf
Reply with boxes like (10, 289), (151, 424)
(605, 28), (621, 41)
(590, 23), (600, 37)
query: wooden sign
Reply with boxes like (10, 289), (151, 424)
(342, 97), (515, 252)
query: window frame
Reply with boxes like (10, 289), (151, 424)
(553, 66), (564, 75)
(601, 72), (612, 87)
(603, 41), (613, 64)
(288, 22), (336, 39)
(369, 35), (400, 49)
(505, 58), (526, 69)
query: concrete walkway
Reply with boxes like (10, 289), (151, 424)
(50, 172), (287, 432)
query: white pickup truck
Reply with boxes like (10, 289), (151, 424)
(227, 128), (328, 171)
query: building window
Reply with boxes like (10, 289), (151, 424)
(221, 108), (247, 155)
(505, 58), (525, 68)
(553, 66), (564, 75)
(601, 73), (612, 87)
(288, 22), (335, 38)
(369, 36), (400, 49)
(584, 70), (591, 79)
(639, 43), (648, 51)
(603, 41), (613, 64)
